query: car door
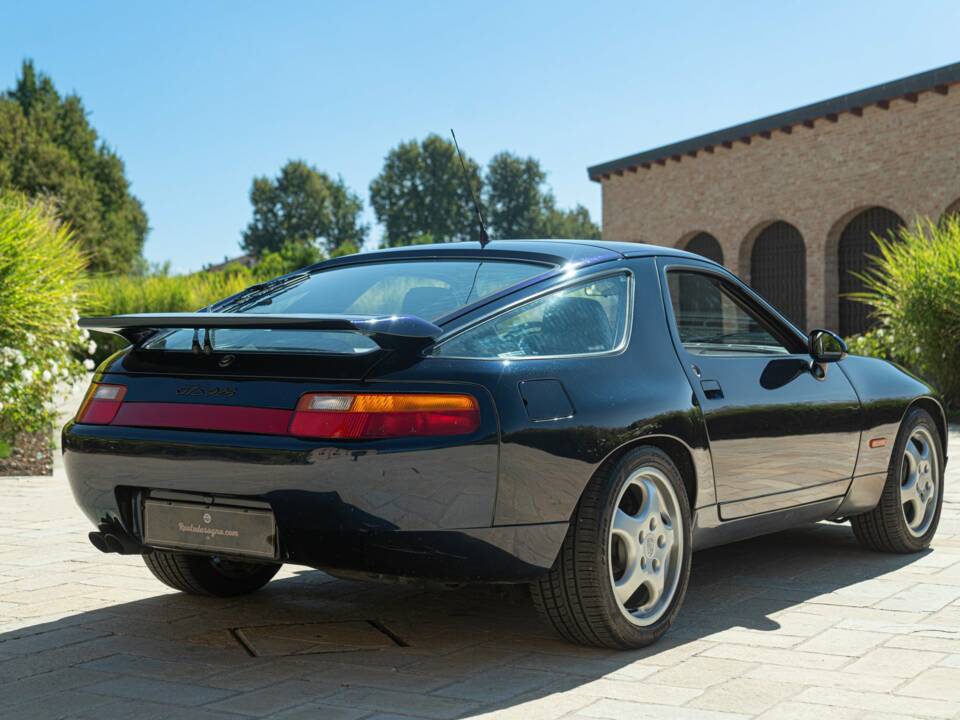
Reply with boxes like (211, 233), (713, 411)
(659, 258), (861, 520)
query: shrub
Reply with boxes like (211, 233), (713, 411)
(82, 240), (347, 361)
(0, 193), (90, 462)
(845, 327), (896, 362)
(83, 266), (256, 361)
(851, 215), (960, 408)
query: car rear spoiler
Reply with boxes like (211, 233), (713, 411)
(79, 313), (443, 353)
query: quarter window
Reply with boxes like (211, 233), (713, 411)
(434, 274), (631, 358)
(667, 271), (790, 356)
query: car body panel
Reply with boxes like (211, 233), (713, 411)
(656, 257), (863, 520)
(840, 354), (948, 477)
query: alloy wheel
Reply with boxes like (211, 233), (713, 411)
(609, 466), (684, 626)
(900, 426), (938, 538)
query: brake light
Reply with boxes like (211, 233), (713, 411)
(289, 393), (480, 439)
(76, 383), (127, 424)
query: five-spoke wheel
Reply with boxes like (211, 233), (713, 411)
(900, 427), (938, 538)
(532, 446), (691, 649)
(610, 468), (684, 626)
(852, 407), (944, 553)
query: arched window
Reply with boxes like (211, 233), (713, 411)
(838, 207), (904, 337)
(749, 221), (806, 329)
(941, 198), (960, 225)
(684, 232), (723, 265)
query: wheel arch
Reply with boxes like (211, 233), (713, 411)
(594, 434), (700, 511)
(906, 396), (948, 457)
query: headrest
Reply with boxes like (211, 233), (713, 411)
(401, 286), (459, 320)
(539, 297), (613, 354)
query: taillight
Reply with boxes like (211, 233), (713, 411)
(289, 393), (480, 439)
(75, 383), (127, 424)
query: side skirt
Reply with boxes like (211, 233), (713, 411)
(691, 497), (844, 551)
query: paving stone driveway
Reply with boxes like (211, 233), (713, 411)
(0, 427), (958, 720)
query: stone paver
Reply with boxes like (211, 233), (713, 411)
(0, 424), (956, 719)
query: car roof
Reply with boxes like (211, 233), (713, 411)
(314, 239), (716, 270)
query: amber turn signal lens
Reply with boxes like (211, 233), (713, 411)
(290, 393), (480, 439)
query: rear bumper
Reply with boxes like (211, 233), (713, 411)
(63, 421), (566, 582)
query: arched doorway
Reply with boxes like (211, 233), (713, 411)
(837, 207), (904, 337)
(941, 198), (960, 225)
(684, 232), (723, 265)
(749, 221), (806, 329)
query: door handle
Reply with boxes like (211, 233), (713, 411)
(700, 379), (724, 399)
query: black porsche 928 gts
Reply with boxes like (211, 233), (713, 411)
(66, 240), (948, 649)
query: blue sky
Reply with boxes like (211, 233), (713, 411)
(2, 1), (959, 271)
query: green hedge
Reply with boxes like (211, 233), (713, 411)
(82, 241), (331, 361)
(848, 215), (960, 409)
(0, 194), (90, 455)
(83, 268), (255, 360)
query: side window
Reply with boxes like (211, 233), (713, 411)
(666, 271), (790, 356)
(434, 274), (630, 358)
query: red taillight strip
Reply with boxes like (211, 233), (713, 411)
(289, 392), (480, 439)
(110, 403), (293, 435)
(76, 383), (127, 425)
(75, 389), (481, 440)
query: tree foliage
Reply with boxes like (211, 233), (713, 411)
(539, 201), (601, 240)
(0, 60), (148, 273)
(370, 141), (599, 247)
(369, 135), (483, 247)
(485, 151), (600, 240)
(241, 160), (366, 257)
(485, 152), (546, 239)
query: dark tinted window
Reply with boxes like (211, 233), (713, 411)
(435, 274), (630, 358)
(667, 271), (789, 355)
(145, 260), (544, 355)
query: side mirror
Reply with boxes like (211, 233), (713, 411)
(808, 329), (847, 363)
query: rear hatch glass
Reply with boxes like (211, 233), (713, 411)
(143, 260), (545, 355)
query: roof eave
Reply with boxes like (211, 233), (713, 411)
(588, 60), (960, 182)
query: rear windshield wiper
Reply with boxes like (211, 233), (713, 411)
(213, 272), (311, 313)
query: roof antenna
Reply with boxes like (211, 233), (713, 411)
(450, 129), (489, 248)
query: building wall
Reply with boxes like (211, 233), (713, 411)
(599, 88), (960, 329)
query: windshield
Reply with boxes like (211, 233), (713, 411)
(144, 259), (546, 354)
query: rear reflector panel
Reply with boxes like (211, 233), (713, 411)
(76, 388), (481, 440)
(112, 403), (292, 435)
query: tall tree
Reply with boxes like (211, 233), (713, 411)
(484, 151), (600, 240)
(0, 60), (148, 273)
(369, 135), (482, 247)
(539, 201), (601, 240)
(485, 152), (546, 239)
(241, 160), (366, 257)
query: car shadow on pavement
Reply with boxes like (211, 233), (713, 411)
(0, 520), (932, 719)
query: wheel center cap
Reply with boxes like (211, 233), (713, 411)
(643, 534), (657, 558)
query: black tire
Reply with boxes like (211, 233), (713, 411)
(851, 407), (944, 553)
(143, 550), (281, 597)
(531, 446), (692, 649)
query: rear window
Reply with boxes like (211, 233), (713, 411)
(144, 259), (545, 355)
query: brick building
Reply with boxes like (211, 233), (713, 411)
(588, 62), (960, 335)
